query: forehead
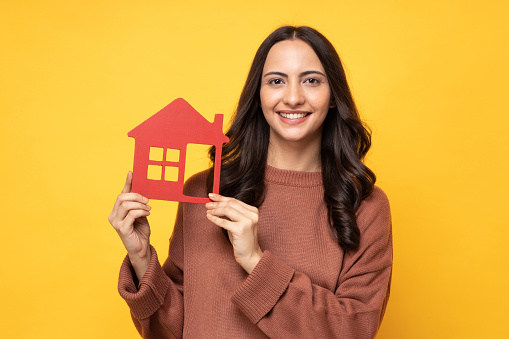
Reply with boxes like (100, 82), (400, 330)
(263, 39), (325, 73)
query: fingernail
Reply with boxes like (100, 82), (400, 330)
(208, 193), (216, 198)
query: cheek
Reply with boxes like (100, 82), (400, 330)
(259, 92), (271, 121)
(261, 104), (275, 125)
(260, 88), (276, 108)
(309, 90), (331, 112)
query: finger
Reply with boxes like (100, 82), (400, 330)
(235, 200), (258, 213)
(117, 193), (149, 204)
(118, 200), (151, 213)
(119, 211), (150, 235)
(207, 194), (257, 213)
(113, 171), (134, 213)
(112, 192), (148, 215)
(208, 193), (226, 201)
(116, 201), (151, 222)
(207, 200), (259, 224)
(121, 171), (133, 194)
(206, 212), (235, 232)
(208, 193), (258, 213)
(208, 205), (246, 223)
(208, 207), (258, 232)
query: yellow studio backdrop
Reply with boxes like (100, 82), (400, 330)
(1, 1), (508, 338)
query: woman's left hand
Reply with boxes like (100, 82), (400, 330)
(206, 193), (263, 274)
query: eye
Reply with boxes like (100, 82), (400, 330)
(268, 78), (284, 85)
(304, 78), (321, 85)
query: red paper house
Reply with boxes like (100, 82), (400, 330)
(128, 98), (229, 204)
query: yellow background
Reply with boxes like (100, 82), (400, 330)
(1, 1), (508, 338)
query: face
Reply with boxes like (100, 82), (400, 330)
(260, 39), (331, 147)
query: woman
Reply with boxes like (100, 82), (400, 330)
(109, 26), (392, 338)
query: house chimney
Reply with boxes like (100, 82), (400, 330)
(213, 114), (223, 128)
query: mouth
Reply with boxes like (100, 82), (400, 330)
(277, 111), (310, 119)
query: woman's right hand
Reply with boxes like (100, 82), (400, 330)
(108, 171), (152, 281)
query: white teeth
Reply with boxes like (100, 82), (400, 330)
(279, 112), (308, 119)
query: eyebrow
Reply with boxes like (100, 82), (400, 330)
(263, 70), (327, 78)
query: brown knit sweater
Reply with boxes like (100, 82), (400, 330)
(118, 166), (392, 338)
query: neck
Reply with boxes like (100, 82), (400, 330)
(266, 135), (322, 172)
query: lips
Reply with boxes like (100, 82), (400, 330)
(275, 110), (311, 126)
(278, 112), (309, 119)
(277, 110), (311, 120)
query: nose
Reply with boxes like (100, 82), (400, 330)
(282, 82), (305, 107)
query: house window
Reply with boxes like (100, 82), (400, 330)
(147, 165), (162, 180)
(149, 147), (164, 161)
(164, 166), (179, 181)
(166, 148), (180, 162)
(147, 147), (180, 181)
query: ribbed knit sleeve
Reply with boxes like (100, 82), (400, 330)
(117, 202), (187, 339)
(118, 246), (171, 319)
(231, 185), (393, 339)
(231, 251), (295, 323)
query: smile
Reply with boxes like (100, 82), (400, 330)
(278, 112), (310, 119)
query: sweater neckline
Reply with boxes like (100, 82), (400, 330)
(265, 165), (323, 187)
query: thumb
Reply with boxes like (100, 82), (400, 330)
(121, 171), (133, 194)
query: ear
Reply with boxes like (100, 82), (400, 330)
(329, 95), (336, 108)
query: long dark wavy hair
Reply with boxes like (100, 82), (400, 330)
(207, 26), (376, 251)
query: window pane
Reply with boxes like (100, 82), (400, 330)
(166, 148), (180, 162)
(147, 165), (162, 180)
(164, 166), (179, 181)
(149, 147), (164, 161)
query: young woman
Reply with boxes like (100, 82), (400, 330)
(109, 26), (392, 338)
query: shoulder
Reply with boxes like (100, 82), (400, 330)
(182, 169), (210, 198)
(358, 186), (390, 215)
(356, 186), (392, 238)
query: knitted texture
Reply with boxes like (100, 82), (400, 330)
(118, 166), (393, 338)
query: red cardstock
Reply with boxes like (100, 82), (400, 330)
(128, 98), (229, 204)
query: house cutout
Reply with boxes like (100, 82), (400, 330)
(128, 98), (229, 204)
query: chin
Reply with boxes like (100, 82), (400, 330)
(278, 132), (317, 143)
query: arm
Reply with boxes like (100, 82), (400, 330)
(209, 188), (392, 338)
(110, 172), (186, 339)
(118, 244), (184, 339)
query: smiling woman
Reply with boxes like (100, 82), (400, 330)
(109, 25), (392, 338)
